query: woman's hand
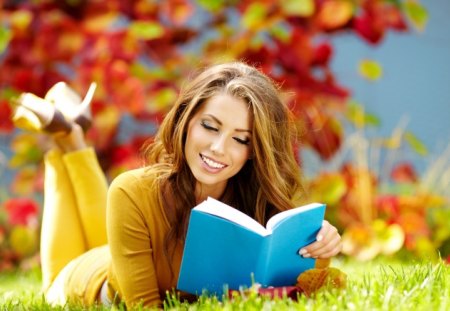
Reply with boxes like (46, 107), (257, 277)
(298, 220), (342, 259)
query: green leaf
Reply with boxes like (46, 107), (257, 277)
(346, 101), (381, 128)
(0, 26), (12, 54)
(280, 0), (315, 17)
(358, 59), (383, 81)
(129, 21), (165, 40)
(404, 131), (428, 156)
(404, 1), (428, 32)
(269, 23), (291, 43)
(0, 87), (19, 101)
(241, 3), (268, 29)
(197, 0), (226, 12)
(311, 174), (347, 206)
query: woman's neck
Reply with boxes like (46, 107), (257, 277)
(194, 182), (227, 204)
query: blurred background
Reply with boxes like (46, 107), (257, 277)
(0, 0), (448, 271)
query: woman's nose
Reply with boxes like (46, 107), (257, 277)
(210, 135), (226, 155)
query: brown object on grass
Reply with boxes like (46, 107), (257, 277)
(315, 258), (331, 269)
(296, 267), (347, 296)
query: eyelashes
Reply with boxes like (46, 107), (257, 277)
(234, 137), (250, 145)
(200, 121), (250, 146)
(200, 120), (217, 132)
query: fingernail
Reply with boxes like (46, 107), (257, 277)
(303, 253), (311, 258)
(317, 234), (323, 242)
(298, 248), (307, 255)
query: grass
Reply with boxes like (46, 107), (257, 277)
(0, 258), (448, 310)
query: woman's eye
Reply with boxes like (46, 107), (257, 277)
(201, 121), (218, 132)
(234, 137), (250, 146)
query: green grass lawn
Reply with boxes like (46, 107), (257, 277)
(0, 258), (448, 310)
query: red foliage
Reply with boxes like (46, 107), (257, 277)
(4, 198), (39, 226)
(0, 0), (412, 195)
(390, 162), (418, 183)
(0, 100), (14, 133)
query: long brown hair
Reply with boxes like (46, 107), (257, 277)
(142, 61), (305, 249)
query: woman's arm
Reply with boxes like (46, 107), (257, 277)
(107, 172), (162, 308)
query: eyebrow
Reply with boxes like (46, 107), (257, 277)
(205, 114), (252, 133)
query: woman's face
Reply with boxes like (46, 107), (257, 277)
(185, 93), (253, 199)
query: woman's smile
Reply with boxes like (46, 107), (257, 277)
(200, 153), (228, 171)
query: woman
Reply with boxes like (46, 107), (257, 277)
(13, 62), (342, 308)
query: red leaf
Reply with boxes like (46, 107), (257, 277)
(4, 198), (39, 226)
(302, 110), (343, 160)
(390, 162), (417, 183)
(0, 100), (14, 133)
(382, 5), (408, 31)
(376, 195), (400, 221)
(353, 12), (385, 45)
(111, 144), (135, 165)
(312, 42), (333, 66)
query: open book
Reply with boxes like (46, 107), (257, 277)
(177, 197), (326, 295)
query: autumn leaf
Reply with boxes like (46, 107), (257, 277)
(8, 133), (44, 168)
(358, 59), (383, 81)
(346, 101), (380, 128)
(83, 12), (118, 32)
(404, 131), (428, 156)
(4, 197), (39, 226)
(312, 42), (333, 66)
(129, 21), (165, 40)
(403, 1), (428, 32)
(296, 267), (347, 295)
(353, 13), (385, 44)
(309, 173), (347, 206)
(9, 9), (33, 34)
(268, 23), (291, 43)
(241, 2), (268, 30)
(197, 0), (226, 12)
(0, 99), (14, 133)
(280, 0), (315, 17)
(11, 167), (40, 196)
(390, 162), (418, 183)
(160, 0), (194, 25)
(302, 110), (343, 160)
(316, 0), (354, 30)
(0, 26), (12, 54)
(9, 225), (38, 257)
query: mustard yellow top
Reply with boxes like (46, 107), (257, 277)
(106, 168), (184, 308)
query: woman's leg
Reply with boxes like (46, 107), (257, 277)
(54, 124), (108, 249)
(62, 147), (108, 249)
(40, 149), (87, 291)
(41, 124), (108, 291)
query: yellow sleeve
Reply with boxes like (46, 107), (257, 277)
(106, 170), (162, 308)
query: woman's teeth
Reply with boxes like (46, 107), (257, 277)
(202, 155), (225, 169)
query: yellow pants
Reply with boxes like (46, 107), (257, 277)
(41, 148), (108, 305)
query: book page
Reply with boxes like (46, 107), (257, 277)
(266, 203), (324, 231)
(194, 197), (269, 236)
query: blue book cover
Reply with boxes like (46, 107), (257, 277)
(177, 197), (326, 296)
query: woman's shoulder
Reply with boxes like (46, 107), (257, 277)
(110, 166), (161, 189)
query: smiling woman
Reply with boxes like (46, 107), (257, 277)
(11, 61), (343, 309)
(185, 93), (253, 201)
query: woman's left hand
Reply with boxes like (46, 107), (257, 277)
(298, 220), (342, 259)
